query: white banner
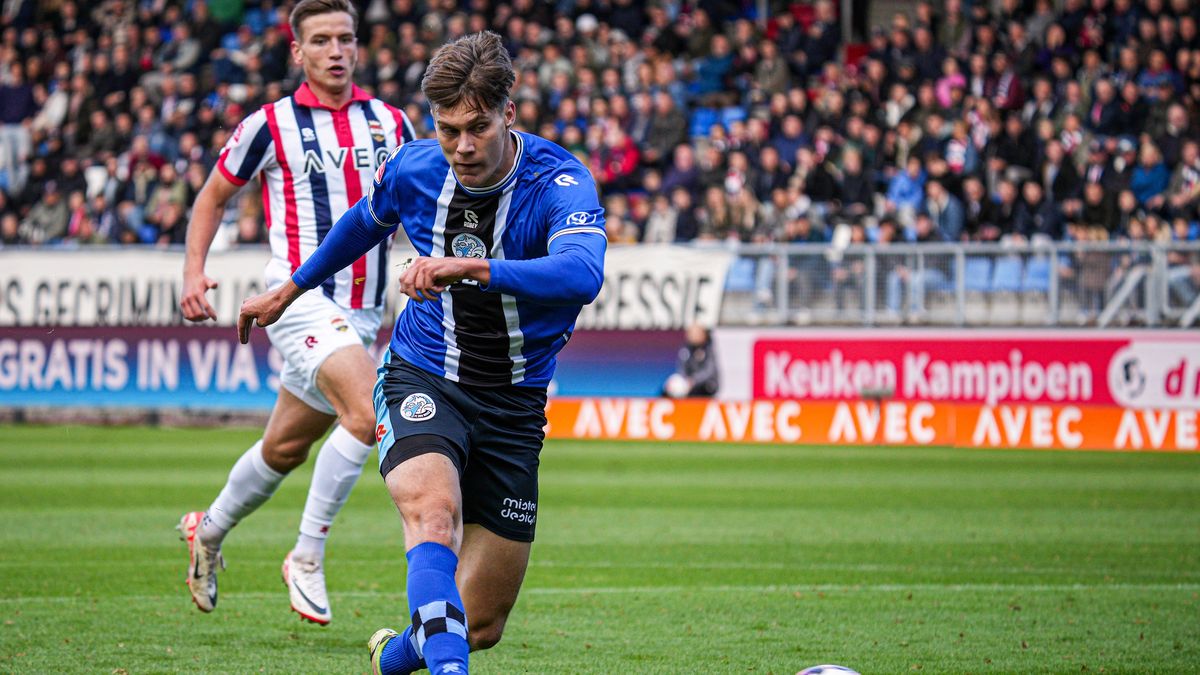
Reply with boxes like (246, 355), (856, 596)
(574, 244), (735, 329)
(0, 248), (271, 326)
(3, 244), (735, 329)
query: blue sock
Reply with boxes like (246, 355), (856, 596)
(378, 626), (424, 675)
(407, 542), (469, 675)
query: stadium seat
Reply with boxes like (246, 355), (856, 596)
(720, 106), (747, 128)
(688, 108), (719, 138)
(724, 257), (757, 293)
(1021, 257), (1052, 294)
(990, 256), (1024, 293)
(964, 257), (993, 293)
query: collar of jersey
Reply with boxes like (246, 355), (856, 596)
(293, 82), (372, 111)
(453, 131), (524, 196)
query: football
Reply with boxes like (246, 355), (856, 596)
(797, 666), (861, 675)
(664, 373), (692, 399)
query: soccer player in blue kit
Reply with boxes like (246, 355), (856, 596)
(237, 31), (607, 675)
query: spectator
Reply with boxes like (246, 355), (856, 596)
(643, 92), (686, 168)
(0, 63), (36, 192)
(1130, 143), (1171, 209)
(886, 156), (927, 222)
(886, 212), (949, 315)
(1040, 139), (1082, 204)
(19, 181), (67, 245)
(1078, 182), (1119, 234)
(1167, 140), (1200, 220)
(0, 212), (19, 245)
(925, 179), (965, 241)
(662, 324), (719, 399)
(1014, 180), (1064, 240)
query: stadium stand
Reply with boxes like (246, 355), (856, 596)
(0, 0), (1197, 324)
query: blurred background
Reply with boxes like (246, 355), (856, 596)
(0, 0), (1197, 445)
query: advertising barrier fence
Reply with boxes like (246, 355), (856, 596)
(2, 250), (1196, 451)
(543, 398), (1200, 452)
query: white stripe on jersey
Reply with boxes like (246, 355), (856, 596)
(431, 170), (462, 382)
(490, 190), (528, 384)
(348, 109), (383, 308)
(547, 226), (608, 245)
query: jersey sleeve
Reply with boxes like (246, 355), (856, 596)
(483, 163), (607, 306)
(215, 107), (275, 186)
(366, 142), (411, 228)
(543, 164), (608, 246)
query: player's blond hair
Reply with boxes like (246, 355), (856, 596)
(421, 31), (515, 114)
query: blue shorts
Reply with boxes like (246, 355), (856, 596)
(373, 351), (547, 542)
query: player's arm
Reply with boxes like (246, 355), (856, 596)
(181, 171), (242, 321)
(483, 167), (607, 305)
(183, 107), (274, 322)
(400, 167), (606, 305)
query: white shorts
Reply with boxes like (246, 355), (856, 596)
(266, 289), (384, 415)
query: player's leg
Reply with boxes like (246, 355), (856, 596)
(456, 525), (531, 650)
(371, 357), (475, 675)
(285, 343), (379, 624)
(179, 389), (334, 612)
(371, 527), (530, 674)
(377, 451), (470, 675)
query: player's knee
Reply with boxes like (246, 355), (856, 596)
(468, 618), (506, 651)
(338, 406), (377, 446)
(402, 500), (459, 546)
(260, 438), (310, 473)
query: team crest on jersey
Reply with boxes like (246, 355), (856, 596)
(301, 128), (317, 142)
(400, 393), (436, 421)
(368, 119), (385, 143)
(451, 233), (487, 259)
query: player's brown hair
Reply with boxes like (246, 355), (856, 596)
(421, 31), (515, 113)
(289, 0), (358, 41)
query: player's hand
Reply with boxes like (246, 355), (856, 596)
(398, 256), (490, 303)
(237, 282), (300, 344)
(181, 270), (219, 322)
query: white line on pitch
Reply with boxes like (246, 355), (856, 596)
(3, 582), (1199, 605)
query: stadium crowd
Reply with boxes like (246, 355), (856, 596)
(0, 0), (1198, 290)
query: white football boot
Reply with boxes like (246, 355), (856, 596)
(282, 550), (332, 625)
(177, 511), (225, 612)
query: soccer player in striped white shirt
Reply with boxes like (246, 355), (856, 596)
(176, 0), (415, 626)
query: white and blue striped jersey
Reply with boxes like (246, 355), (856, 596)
(292, 130), (607, 388)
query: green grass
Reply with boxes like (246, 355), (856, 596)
(1, 425), (1198, 674)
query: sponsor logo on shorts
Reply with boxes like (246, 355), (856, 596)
(400, 393), (436, 421)
(376, 423), (387, 442)
(331, 316), (350, 332)
(451, 233), (487, 259)
(500, 497), (537, 525)
(304, 335), (319, 349)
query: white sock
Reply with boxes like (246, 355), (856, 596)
(293, 426), (373, 561)
(200, 440), (285, 547)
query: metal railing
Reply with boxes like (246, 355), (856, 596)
(721, 241), (1200, 328)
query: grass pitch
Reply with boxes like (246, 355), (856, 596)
(1, 425), (1197, 674)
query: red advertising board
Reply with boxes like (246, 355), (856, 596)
(716, 329), (1200, 411)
